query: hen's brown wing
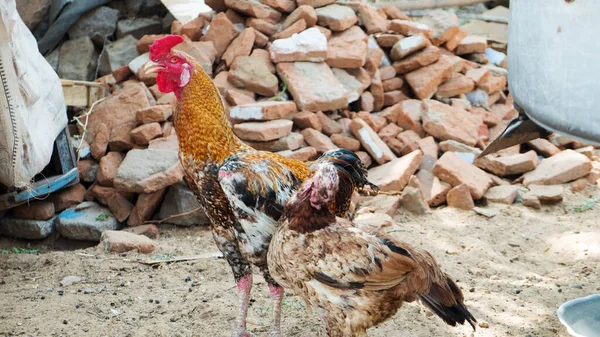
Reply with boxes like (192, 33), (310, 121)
(302, 220), (418, 292)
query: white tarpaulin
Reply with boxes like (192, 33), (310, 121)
(0, 0), (67, 188)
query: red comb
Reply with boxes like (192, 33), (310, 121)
(149, 35), (184, 61)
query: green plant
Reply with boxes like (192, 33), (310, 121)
(574, 199), (595, 213)
(96, 213), (110, 221)
(11, 247), (39, 254)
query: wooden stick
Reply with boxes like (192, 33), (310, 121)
(139, 252), (223, 265)
(405, 10), (509, 23)
(143, 207), (202, 225)
(369, 0), (489, 10)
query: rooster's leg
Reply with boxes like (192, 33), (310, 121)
(233, 273), (253, 337)
(268, 283), (284, 337)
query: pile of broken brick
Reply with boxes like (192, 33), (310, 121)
(2, 0), (598, 251)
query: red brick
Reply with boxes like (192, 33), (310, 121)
(301, 128), (337, 153)
(281, 5), (317, 30)
(393, 130), (421, 156)
(91, 123), (110, 160)
(270, 27), (328, 63)
(276, 61), (347, 111)
(405, 54), (454, 100)
(262, 0), (296, 13)
(48, 184), (86, 212)
(378, 123), (403, 142)
(422, 99), (482, 147)
(331, 134), (360, 151)
(382, 5), (410, 20)
(109, 122), (136, 152)
(478, 75), (507, 94)
(447, 184), (474, 210)
(350, 118), (396, 165)
(417, 136), (438, 160)
(433, 152), (493, 199)
(359, 4), (389, 34)
(296, 0), (335, 7)
(137, 34), (165, 54)
(371, 69), (384, 112)
(418, 9), (458, 46)
(247, 17), (278, 36)
(474, 150), (539, 176)
(97, 152), (126, 187)
(233, 120), (293, 142)
(136, 105), (172, 124)
(455, 35), (488, 55)
(523, 150), (592, 186)
(484, 185), (518, 205)
(278, 147), (318, 161)
(123, 224), (159, 239)
(326, 26), (368, 69)
(273, 20), (308, 41)
(101, 230), (155, 254)
(316, 4), (358, 31)
(359, 91), (374, 112)
(376, 34), (404, 48)
(12, 201), (55, 221)
(78, 159), (98, 183)
(379, 66), (397, 81)
(436, 73), (475, 98)
(383, 90), (408, 107)
(444, 28), (467, 51)
(224, 0), (281, 22)
(390, 34), (430, 60)
(465, 67), (490, 85)
(107, 193), (134, 222)
(393, 45), (440, 75)
(130, 123), (162, 145)
(367, 150), (422, 191)
(229, 56), (279, 97)
(222, 28), (256, 67)
(526, 185), (564, 204)
(201, 13), (238, 57)
(316, 111), (343, 135)
(389, 20), (433, 39)
(128, 188), (166, 227)
(294, 111), (322, 131)
(180, 16), (204, 41)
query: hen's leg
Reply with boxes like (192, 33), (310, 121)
(267, 283), (284, 337)
(234, 273), (253, 337)
(210, 227), (254, 337)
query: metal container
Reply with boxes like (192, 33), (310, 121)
(508, 0), (600, 145)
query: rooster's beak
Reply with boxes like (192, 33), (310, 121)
(144, 61), (165, 74)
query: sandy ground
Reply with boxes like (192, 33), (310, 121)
(1, 185), (599, 337)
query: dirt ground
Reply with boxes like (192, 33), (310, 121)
(1, 186), (599, 337)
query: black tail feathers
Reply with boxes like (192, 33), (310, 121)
(419, 276), (477, 331)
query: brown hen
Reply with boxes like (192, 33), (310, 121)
(268, 162), (477, 337)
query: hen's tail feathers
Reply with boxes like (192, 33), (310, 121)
(419, 275), (477, 331)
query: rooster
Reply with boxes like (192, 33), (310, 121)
(144, 35), (375, 337)
(268, 161), (477, 337)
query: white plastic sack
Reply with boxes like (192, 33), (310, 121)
(0, 0), (67, 188)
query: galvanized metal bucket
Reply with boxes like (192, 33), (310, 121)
(508, 0), (600, 146)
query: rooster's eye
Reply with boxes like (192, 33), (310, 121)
(170, 56), (179, 63)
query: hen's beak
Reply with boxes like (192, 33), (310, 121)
(144, 61), (165, 74)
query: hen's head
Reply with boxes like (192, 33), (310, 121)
(314, 148), (378, 193)
(145, 35), (192, 98)
(305, 163), (340, 211)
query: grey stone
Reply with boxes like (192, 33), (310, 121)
(114, 149), (183, 194)
(157, 183), (210, 226)
(45, 47), (60, 73)
(116, 17), (162, 39)
(58, 37), (98, 81)
(68, 6), (120, 40)
(0, 216), (56, 239)
(400, 187), (429, 215)
(99, 35), (140, 76)
(56, 202), (120, 242)
(60, 276), (83, 287)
